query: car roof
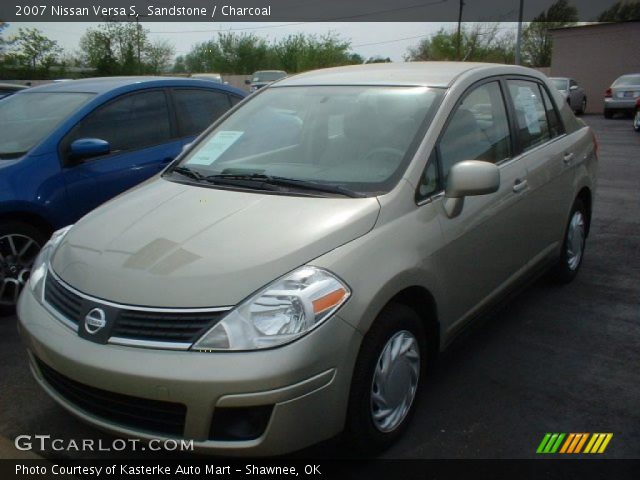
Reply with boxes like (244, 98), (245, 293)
(277, 62), (540, 88)
(22, 76), (241, 94)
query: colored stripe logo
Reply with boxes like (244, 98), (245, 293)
(537, 433), (613, 454)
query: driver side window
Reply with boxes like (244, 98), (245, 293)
(438, 81), (511, 182)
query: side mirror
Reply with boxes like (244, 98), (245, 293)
(444, 160), (500, 218)
(570, 85), (578, 91)
(244, 78), (251, 85)
(69, 138), (110, 161)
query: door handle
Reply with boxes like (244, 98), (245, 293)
(513, 179), (528, 193)
(563, 152), (575, 165)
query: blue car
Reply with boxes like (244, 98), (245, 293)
(0, 76), (245, 307)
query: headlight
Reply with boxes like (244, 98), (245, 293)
(29, 225), (73, 300)
(192, 267), (350, 351)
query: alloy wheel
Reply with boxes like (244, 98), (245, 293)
(0, 233), (41, 306)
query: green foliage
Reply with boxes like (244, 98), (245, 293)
(404, 24), (515, 63)
(176, 32), (362, 74)
(80, 22), (175, 75)
(521, 0), (578, 67)
(598, 0), (640, 21)
(9, 27), (63, 74)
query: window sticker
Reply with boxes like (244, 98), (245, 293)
(517, 87), (542, 135)
(187, 131), (244, 165)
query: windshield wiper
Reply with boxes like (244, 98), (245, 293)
(169, 167), (280, 192)
(206, 173), (366, 198)
(170, 166), (205, 181)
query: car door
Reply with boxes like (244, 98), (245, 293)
(505, 78), (579, 262)
(427, 79), (532, 333)
(60, 89), (181, 220)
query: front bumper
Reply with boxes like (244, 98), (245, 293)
(17, 287), (362, 456)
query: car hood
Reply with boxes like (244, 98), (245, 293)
(51, 179), (380, 307)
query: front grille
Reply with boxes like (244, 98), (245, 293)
(35, 357), (187, 436)
(44, 273), (83, 326)
(44, 271), (228, 346)
(112, 310), (225, 343)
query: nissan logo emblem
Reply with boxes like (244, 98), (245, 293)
(84, 308), (107, 335)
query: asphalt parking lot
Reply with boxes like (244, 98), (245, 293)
(0, 115), (638, 460)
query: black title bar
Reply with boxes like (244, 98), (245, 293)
(0, 0), (630, 22)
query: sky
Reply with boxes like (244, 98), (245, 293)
(3, 22), (520, 63)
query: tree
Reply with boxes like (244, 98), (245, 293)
(598, 0), (640, 21)
(144, 39), (175, 74)
(521, 0), (578, 67)
(404, 24), (515, 63)
(0, 22), (9, 56)
(176, 31), (361, 74)
(11, 27), (63, 73)
(80, 21), (176, 75)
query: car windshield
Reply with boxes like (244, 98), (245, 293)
(613, 74), (640, 87)
(171, 85), (443, 195)
(552, 79), (568, 91)
(252, 72), (286, 83)
(0, 92), (95, 159)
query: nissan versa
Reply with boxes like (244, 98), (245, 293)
(18, 62), (597, 456)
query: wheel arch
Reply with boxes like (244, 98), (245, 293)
(377, 285), (440, 361)
(576, 186), (592, 236)
(0, 211), (54, 237)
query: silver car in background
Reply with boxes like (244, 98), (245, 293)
(604, 73), (640, 118)
(18, 62), (598, 456)
(550, 77), (587, 115)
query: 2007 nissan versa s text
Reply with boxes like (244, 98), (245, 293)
(18, 62), (597, 456)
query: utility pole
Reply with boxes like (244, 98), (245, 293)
(457, 0), (465, 60)
(135, 14), (141, 74)
(515, 0), (524, 65)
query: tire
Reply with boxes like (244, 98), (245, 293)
(344, 303), (427, 455)
(634, 110), (640, 132)
(604, 109), (614, 119)
(549, 198), (588, 284)
(0, 221), (47, 315)
(576, 97), (586, 115)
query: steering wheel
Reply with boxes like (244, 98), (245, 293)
(362, 147), (404, 164)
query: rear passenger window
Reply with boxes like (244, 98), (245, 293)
(71, 90), (171, 153)
(173, 89), (232, 137)
(438, 81), (511, 180)
(539, 85), (563, 138)
(507, 80), (551, 151)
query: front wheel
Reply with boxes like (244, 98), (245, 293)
(0, 222), (46, 313)
(634, 109), (640, 132)
(576, 98), (586, 115)
(344, 303), (426, 454)
(549, 198), (588, 284)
